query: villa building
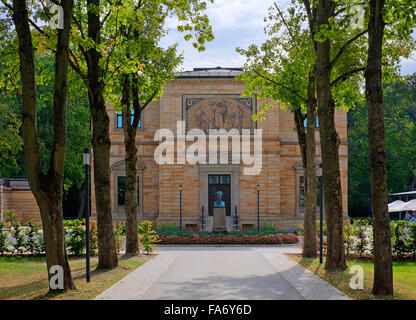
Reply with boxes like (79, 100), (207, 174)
(92, 67), (348, 232)
(0, 67), (348, 231)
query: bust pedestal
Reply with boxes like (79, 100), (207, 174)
(213, 207), (226, 232)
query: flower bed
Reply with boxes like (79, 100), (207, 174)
(158, 234), (299, 245)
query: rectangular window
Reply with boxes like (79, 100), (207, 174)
(299, 175), (323, 207)
(118, 176), (126, 205)
(117, 176), (140, 206)
(303, 115), (319, 128)
(116, 111), (141, 129)
(220, 175), (230, 185)
(209, 175), (219, 184)
(299, 176), (305, 206)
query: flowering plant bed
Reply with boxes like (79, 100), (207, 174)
(158, 234), (299, 245)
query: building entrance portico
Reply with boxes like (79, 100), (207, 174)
(199, 164), (240, 232)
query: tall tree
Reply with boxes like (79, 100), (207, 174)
(106, 1), (183, 254)
(301, 0), (372, 270)
(238, 1), (364, 257)
(365, 0), (393, 291)
(70, 0), (213, 265)
(315, 0), (347, 270)
(237, 4), (319, 257)
(2, 0), (75, 290)
(365, 0), (416, 296)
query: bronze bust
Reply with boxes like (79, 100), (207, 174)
(213, 190), (225, 208)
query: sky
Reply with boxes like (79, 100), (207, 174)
(160, 0), (416, 75)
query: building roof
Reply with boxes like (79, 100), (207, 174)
(2, 179), (30, 190)
(177, 67), (244, 78)
(390, 191), (416, 196)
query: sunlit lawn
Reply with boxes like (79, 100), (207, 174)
(288, 254), (416, 300)
(0, 254), (150, 300)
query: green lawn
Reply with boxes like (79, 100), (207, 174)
(0, 255), (150, 300)
(288, 254), (416, 300)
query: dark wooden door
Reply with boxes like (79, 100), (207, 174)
(208, 174), (231, 216)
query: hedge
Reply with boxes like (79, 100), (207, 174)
(158, 234), (300, 245)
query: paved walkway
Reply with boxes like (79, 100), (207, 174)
(95, 246), (348, 300)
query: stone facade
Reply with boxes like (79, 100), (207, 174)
(90, 68), (348, 232)
(1, 68), (348, 231)
(0, 179), (41, 224)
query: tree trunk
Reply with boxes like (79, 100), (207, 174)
(11, 0), (75, 290)
(294, 108), (307, 169)
(303, 82), (318, 257)
(316, 0), (346, 270)
(89, 91), (118, 269)
(87, 0), (118, 269)
(39, 191), (74, 290)
(365, 0), (393, 296)
(122, 76), (140, 255)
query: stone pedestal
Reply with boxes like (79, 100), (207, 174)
(213, 207), (226, 232)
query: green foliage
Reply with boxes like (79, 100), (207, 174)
(114, 222), (126, 255)
(408, 222), (416, 258)
(10, 221), (26, 254)
(349, 75), (416, 215)
(64, 220), (86, 256)
(261, 222), (277, 230)
(352, 219), (371, 257)
(64, 219), (98, 256)
(0, 102), (22, 176)
(237, 0), (365, 123)
(0, 221), (9, 255)
(343, 221), (354, 256)
(3, 209), (16, 225)
(157, 222), (179, 231)
(26, 221), (43, 255)
(0, 51), (90, 189)
(316, 220), (327, 237)
(391, 220), (410, 257)
(139, 220), (158, 255)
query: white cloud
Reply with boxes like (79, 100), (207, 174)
(205, 0), (271, 30)
(160, 1), (414, 75)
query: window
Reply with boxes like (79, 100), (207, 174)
(118, 176), (126, 205)
(116, 110), (142, 129)
(299, 176), (305, 206)
(303, 115), (319, 128)
(299, 175), (322, 207)
(117, 176), (140, 206)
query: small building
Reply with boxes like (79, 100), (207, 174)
(0, 178), (40, 224)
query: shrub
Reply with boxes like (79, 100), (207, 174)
(261, 222), (277, 230)
(4, 209), (17, 225)
(157, 234), (299, 245)
(343, 221), (354, 256)
(157, 222), (178, 231)
(114, 222), (126, 254)
(352, 219), (371, 257)
(139, 220), (159, 254)
(391, 220), (409, 258)
(0, 221), (9, 255)
(408, 222), (416, 258)
(10, 221), (26, 254)
(89, 220), (98, 256)
(26, 221), (43, 255)
(65, 220), (86, 256)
